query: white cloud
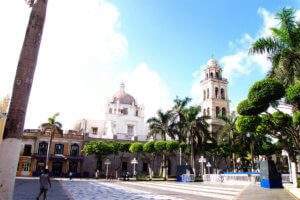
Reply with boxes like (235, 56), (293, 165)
(0, 0), (128, 129)
(295, 10), (300, 21)
(190, 65), (206, 104)
(218, 8), (282, 81)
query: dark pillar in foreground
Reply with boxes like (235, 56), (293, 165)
(260, 160), (282, 188)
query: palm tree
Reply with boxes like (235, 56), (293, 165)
(217, 111), (238, 171)
(172, 96), (191, 165)
(0, 1), (48, 199)
(249, 7), (300, 88)
(147, 109), (173, 179)
(183, 106), (210, 174)
(40, 113), (63, 169)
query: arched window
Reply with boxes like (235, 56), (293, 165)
(215, 87), (219, 99)
(203, 109), (206, 116)
(207, 107), (210, 116)
(210, 72), (213, 78)
(207, 88), (209, 99)
(206, 73), (209, 79)
(221, 88), (225, 100)
(222, 107), (226, 116)
(203, 90), (206, 100)
(216, 72), (219, 78)
(70, 144), (79, 156)
(216, 106), (220, 116)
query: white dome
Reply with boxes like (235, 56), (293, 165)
(207, 58), (219, 67)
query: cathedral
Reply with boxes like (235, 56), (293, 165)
(76, 82), (149, 141)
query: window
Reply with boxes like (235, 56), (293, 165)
(206, 73), (209, 79)
(70, 144), (79, 156)
(92, 127), (98, 135)
(109, 108), (112, 114)
(23, 144), (32, 156)
(38, 142), (48, 155)
(54, 144), (64, 155)
(121, 108), (128, 115)
(207, 107), (210, 116)
(122, 162), (127, 171)
(203, 90), (206, 100)
(127, 125), (134, 135)
(216, 72), (219, 78)
(222, 108), (226, 116)
(210, 72), (213, 78)
(143, 163), (148, 172)
(215, 87), (219, 99)
(136, 110), (138, 116)
(216, 106), (220, 116)
(203, 109), (206, 116)
(207, 88), (209, 99)
(221, 89), (225, 100)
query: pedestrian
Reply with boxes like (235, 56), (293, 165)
(36, 169), (51, 200)
(69, 171), (73, 181)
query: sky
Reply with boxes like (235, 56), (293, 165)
(0, 0), (299, 130)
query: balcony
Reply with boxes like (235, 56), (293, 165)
(33, 153), (83, 161)
(200, 77), (228, 83)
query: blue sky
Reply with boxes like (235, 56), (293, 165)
(0, 0), (299, 129)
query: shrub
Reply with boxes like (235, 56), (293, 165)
(237, 99), (269, 115)
(286, 83), (300, 109)
(129, 142), (144, 153)
(166, 140), (179, 152)
(236, 115), (261, 133)
(272, 111), (293, 128)
(154, 141), (166, 152)
(248, 79), (285, 106)
(143, 141), (155, 153)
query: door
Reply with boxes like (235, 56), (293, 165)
(52, 162), (63, 177)
(21, 162), (31, 176)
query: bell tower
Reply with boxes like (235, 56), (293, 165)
(200, 57), (230, 133)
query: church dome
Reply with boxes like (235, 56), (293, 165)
(207, 57), (219, 68)
(112, 83), (136, 105)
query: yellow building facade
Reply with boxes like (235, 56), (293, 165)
(0, 95), (9, 144)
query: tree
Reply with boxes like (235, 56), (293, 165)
(40, 113), (63, 169)
(154, 141), (168, 180)
(82, 141), (113, 172)
(107, 140), (121, 178)
(249, 7), (300, 88)
(217, 111), (239, 171)
(183, 106), (210, 174)
(0, 1), (48, 198)
(143, 141), (156, 180)
(286, 82), (300, 111)
(172, 96), (191, 165)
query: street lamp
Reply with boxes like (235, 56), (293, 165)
(104, 158), (111, 179)
(131, 157), (138, 177)
(206, 162), (211, 174)
(198, 156), (206, 176)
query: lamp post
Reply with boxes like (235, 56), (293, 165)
(206, 162), (211, 174)
(198, 156), (206, 176)
(131, 157), (138, 177)
(104, 159), (111, 179)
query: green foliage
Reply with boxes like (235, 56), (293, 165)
(272, 111), (293, 128)
(143, 141), (156, 153)
(82, 141), (113, 157)
(237, 99), (269, 115)
(154, 141), (167, 152)
(248, 79), (285, 106)
(166, 140), (179, 152)
(293, 112), (300, 126)
(119, 142), (131, 153)
(236, 115), (261, 133)
(107, 140), (120, 155)
(129, 142), (144, 153)
(286, 83), (300, 109)
(179, 142), (188, 152)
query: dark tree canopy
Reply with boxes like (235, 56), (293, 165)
(286, 83), (300, 110)
(82, 141), (113, 157)
(237, 99), (269, 115)
(236, 115), (262, 133)
(248, 79), (285, 106)
(272, 111), (293, 128)
(293, 112), (300, 126)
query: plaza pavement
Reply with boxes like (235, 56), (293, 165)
(13, 178), (297, 200)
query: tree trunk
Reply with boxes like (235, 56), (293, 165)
(0, 1), (48, 199)
(232, 153), (236, 172)
(179, 147), (182, 166)
(250, 140), (254, 172)
(162, 153), (166, 180)
(190, 137), (195, 173)
(45, 129), (53, 169)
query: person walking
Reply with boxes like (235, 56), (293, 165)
(110, 171), (113, 180)
(69, 171), (73, 181)
(36, 169), (51, 200)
